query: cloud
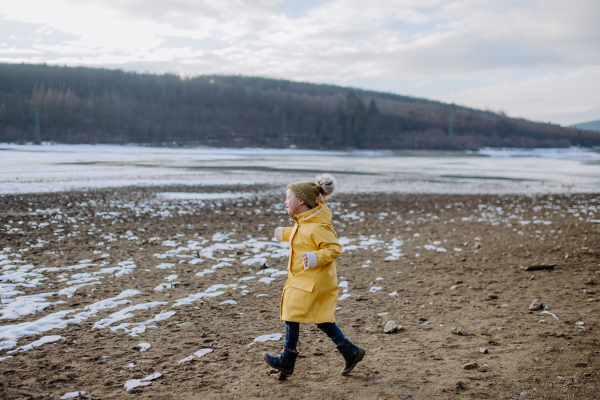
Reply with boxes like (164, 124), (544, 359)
(435, 67), (600, 125)
(1, 0), (599, 124)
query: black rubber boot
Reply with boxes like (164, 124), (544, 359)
(336, 338), (365, 375)
(263, 347), (299, 376)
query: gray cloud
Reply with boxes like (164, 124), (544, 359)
(160, 36), (228, 51)
(0, 18), (79, 50)
(65, 0), (278, 32)
(2, 0), (599, 124)
(6, 0), (600, 76)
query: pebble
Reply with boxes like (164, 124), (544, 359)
(487, 294), (498, 300)
(583, 289), (595, 295)
(521, 391), (529, 397)
(462, 362), (478, 370)
(383, 321), (398, 334)
(529, 299), (543, 311)
(477, 364), (490, 372)
(587, 298), (599, 302)
(451, 327), (466, 336)
(480, 347), (488, 354)
(453, 280), (463, 284)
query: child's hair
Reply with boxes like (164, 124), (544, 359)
(315, 173), (337, 199)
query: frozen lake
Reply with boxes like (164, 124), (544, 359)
(1, 144), (599, 194)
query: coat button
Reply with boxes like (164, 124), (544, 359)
(299, 285), (302, 289)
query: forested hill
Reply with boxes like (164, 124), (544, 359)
(1, 63), (598, 150)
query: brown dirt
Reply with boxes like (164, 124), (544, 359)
(0, 186), (599, 399)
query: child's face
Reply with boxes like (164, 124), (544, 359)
(285, 189), (305, 217)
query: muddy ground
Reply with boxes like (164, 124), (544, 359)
(0, 186), (599, 399)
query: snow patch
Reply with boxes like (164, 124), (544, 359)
(248, 333), (283, 346)
(124, 372), (162, 391)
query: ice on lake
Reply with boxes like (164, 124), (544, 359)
(1, 144), (599, 195)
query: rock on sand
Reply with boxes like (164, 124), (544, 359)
(529, 299), (543, 311)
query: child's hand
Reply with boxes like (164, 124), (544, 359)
(301, 252), (308, 268)
(273, 227), (284, 242)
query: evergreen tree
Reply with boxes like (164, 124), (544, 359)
(0, 63), (595, 150)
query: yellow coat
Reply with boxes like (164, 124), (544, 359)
(276, 201), (342, 324)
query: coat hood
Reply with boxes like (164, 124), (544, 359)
(291, 200), (332, 226)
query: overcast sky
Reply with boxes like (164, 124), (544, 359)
(1, 0), (599, 125)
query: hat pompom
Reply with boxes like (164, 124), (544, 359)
(315, 173), (336, 199)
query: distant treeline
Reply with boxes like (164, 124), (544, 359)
(0, 63), (598, 150)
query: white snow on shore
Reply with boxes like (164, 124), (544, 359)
(7, 335), (63, 354)
(158, 192), (255, 200)
(0, 289), (140, 350)
(0, 191), (598, 373)
(248, 333), (283, 346)
(124, 372), (162, 391)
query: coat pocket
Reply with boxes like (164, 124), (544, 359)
(285, 279), (315, 313)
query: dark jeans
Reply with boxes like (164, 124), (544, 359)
(284, 321), (346, 351)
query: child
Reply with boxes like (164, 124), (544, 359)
(264, 174), (365, 377)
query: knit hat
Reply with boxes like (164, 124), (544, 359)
(288, 173), (337, 209)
